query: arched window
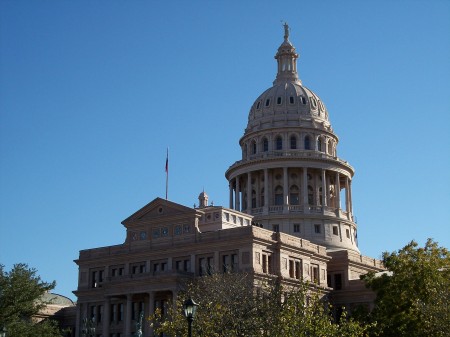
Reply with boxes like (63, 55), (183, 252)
(274, 186), (283, 206)
(290, 185), (299, 205)
(304, 136), (311, 150)
(308, 185), (314, 205)
(251, 190), (257, 209)
(243, 192), (247, 210)
(318, 138), (322, 152)
(252, 141), (257, 154)
(263, 138), (269, 152)
(290, 135), (297, 149)
(260, 188), (265, 207)
(276, 136), (283, 150)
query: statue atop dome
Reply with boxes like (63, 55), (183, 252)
(283, 22), (290, 41)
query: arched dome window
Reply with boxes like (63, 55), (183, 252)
(256, 101), (261, 109)
(304, 136), (311, 150)
(308, 185), (314, 205)
(290, 135), (297, 149)
(290, 185), (299, 205)
(274, 185), (283, 205)
(252, 141), (257, 155)
(262, 138), (269, 152)
(275, 136), (283, 150)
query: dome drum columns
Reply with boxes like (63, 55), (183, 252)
(228, 168), (353, 221)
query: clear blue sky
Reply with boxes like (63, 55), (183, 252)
(1, 0), (449, 300)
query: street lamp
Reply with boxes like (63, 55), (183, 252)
(183, 298), (199, 337)
(0, 326), (7, 337)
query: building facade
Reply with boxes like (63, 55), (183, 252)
(74, 25), (384, 337)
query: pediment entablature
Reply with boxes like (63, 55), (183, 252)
(121, 197), (200, 228)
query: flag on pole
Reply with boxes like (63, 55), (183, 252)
(165, 148), (169, 200)
(165, 149), (169, 173)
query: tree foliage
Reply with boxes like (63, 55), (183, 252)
(149, 272), (370, 337)
(0, 263), (63, 337)
(362, 239), (450, 337)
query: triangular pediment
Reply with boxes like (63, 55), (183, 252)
(121, 197), (198, 227)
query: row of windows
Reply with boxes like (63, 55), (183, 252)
(263, 223), (352, 238)
(130, 224), (191, 242)
(246, 135), (335, 155)
(89, 253), (239, 287)
(256, 95), (308, 109)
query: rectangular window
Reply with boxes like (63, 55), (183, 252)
(222, 255), (230, 272)
(262, 254), (268, 273)
(184, 259), (191, 272)
(333, 226), (339, 236)
(327, 274), (332, 287)
(289, 260), (294, 278)
(346, 228), (350, 238)
(118, 303), (124, 321)
(311, 264), (319, 284)
(314, 224), (321, 234)
(335, 273), (343, 290)
(293, 224), (300, 233)
(111, 304), (117, 322)
(273, 224), (279, 232)
(198, 256), (214, 276)
(295, 261), (302, 279)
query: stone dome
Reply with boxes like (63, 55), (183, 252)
(245, 24), (331, 134)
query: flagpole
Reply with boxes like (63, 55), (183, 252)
(165, 148), (169, 200)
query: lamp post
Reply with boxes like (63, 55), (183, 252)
(183, 298), (199, 337)
(0, 326), (7, 337)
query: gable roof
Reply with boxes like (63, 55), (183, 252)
(121, 197), (200, 227)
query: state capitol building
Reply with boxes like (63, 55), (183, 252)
(73, 25), (384, 337)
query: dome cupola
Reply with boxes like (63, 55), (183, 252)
(274, 23), (301, 85)
(226, 25), (359, 253)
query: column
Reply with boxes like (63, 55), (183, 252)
(103, 297), (111, 337)
(264, 169), (269, 210)
(315, 171), (320, 206)
(326, 174), (331, 207)
(256, 171), (261, 207)
(147, 292), (155, 337)
(75, 303), (82, 337)
(229, 182), (233, 209)
(349, 179), (353, 214)
(303, 167), (309, 212)
(345, 176), (350, 213)
(283, 167), (289, 208)
(125, 294), (132, 337)
(172, 290), (178, 311)
(247, 172), (252, 212)
(235, 176), (240, 211)
(321, 169), (327, 207)
(335, 171), (341, 212)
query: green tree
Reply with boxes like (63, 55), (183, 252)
(362, 239), (450, 337)
(0, 263), (63, 337)
(149, 272), (370, 336)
